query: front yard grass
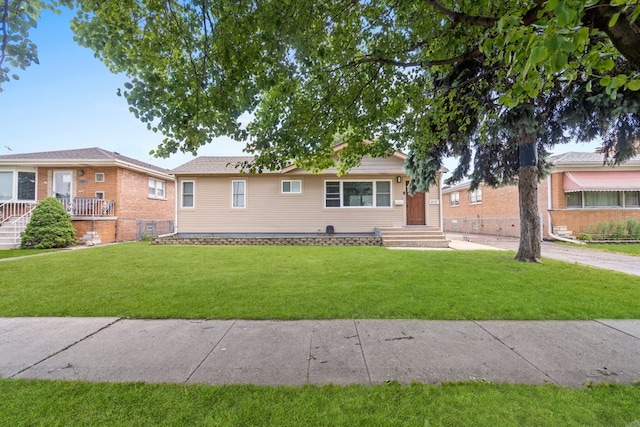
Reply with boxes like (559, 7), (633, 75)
(580, 243), (640, 256)
(0, 248), (55, 259)
(1, 243), (639, 320)
(1, 379), (639, 426)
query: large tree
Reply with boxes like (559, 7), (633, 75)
(3, 1), (640, 261)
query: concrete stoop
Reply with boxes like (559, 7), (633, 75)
(379, 227), (450, 248)
(0, 223), (20, 249)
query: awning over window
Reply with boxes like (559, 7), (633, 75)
(563, 171), (640, 193)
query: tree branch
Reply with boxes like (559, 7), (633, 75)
(1, 0), (10, 68)
(423, 0), (497, 27)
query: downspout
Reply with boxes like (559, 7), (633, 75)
(172, 177), (179, 236)
(438, 172), (444, 233)
(546, 174), (585, 244)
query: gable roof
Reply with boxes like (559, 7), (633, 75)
(170, 156), (262, 175)
(549, 151), (640, 166)
(0, 147), (173, 178)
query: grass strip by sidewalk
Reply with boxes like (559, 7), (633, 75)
(1, 379), (639, 427)
(1, 243), (640, 320)
(576, 243), (640, 257)
(0, 248), (55, 259)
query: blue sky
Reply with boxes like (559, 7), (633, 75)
(1, 9), (598, 173)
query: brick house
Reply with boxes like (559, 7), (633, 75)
(0, 147), (175, 248)
(442, 152), (640, 240)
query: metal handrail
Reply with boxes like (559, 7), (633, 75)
(9, 202), (37, 246)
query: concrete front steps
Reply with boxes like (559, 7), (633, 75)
(0, 223), (21, 249)
(379, 227), (450, 248)
(553, 225), (575, 239)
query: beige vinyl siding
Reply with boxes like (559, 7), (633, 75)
(178, 174), (415, 233)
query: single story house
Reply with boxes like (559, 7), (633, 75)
(0, 147), (175, 248)
(169, 147), (447, 246)
(442, 151), (640, 240)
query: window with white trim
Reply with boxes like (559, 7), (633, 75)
(95, 173), (105, 183)
(148, 178), (165, 199)
(324, 180), (391, 208)
(182, 181), (195, 208)
(232, 180), (246, 208)
(566, 191), (640, 208)
(469, 188), (482, 204)
(449, 192), (460, 206)
(0, 171), (36, 201)
(281, 180), (302, 194)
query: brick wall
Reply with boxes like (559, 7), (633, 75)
(36, 166), (175, 243)
(442, 179), (550, 237)
(73, 219), (117, 243)
(550, 209), (640, 236)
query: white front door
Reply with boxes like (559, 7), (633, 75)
(53, 171), (72, 207)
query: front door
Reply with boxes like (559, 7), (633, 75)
(406, 182), (426, 225)
(53, 171), (72, 209)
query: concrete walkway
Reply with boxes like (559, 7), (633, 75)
(2, 317), (640, 387)
(446, 232), (640, 276)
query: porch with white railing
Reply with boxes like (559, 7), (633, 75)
(57, 198), (116, 217)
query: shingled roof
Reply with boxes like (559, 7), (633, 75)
(549, 152), (640, 166)
(0, 147), (172, 176)
(171, 156), (274, 174)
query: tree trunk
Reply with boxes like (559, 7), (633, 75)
(515, 127), (541, 263)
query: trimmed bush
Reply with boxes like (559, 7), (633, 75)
(21, 198), (77, 249)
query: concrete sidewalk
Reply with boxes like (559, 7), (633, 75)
(2, 317), (640, 387)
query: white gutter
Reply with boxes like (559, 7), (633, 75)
(546, 174), (585, 244)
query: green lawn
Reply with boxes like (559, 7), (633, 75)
(0, 248), (55, 259)
(1, 380), (639, 427)
(581, 243), (640, 256)
(1, 242), (639, 319)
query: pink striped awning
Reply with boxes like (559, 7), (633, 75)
(563, 171), (640, 192)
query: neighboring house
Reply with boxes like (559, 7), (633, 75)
(0, 147), (175, 248)
(442, 151), (640, 240)
(170, 148), (447, 246)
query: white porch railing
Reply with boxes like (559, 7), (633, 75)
(0, 201), (37, 223)
(58, 198), (116, 217)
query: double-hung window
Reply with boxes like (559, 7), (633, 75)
(182, 181), (195, 208)
(469, 188), (482, 204)
(232, 180), (246, 208)
(148, 178), (165, 199)
(324, 180), (391, 208)
(450, 192), (460, 206)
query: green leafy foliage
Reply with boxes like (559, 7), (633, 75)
(0, 0), (72, 91)
(20, 197), (77, 249)
(581, 219), (640, 241)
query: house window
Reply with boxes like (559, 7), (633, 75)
(324, 180), (391, 208)
(232, 180), (246, 208)
(95, 173), (105, 182)
(182, 181), (195, 208)
(450, 192), (460, 206)
(584, 191), (621, 207)
(469, 188), (482, 204)
(282, 180), (302, 194)
(148, 178), (165, 199)
(0, 171), (36, 201)
(0, 171), (12, 201)
(567, 192), (582, 208)
(95, 191), (105, 200)
(624, 191), (640, 207)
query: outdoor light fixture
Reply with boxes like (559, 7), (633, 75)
(78, 169), (85, 176)
(396, 176), (402, 183)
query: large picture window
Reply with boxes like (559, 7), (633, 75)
(566, 190), (640, 208)
(0, 171), (36, 201)
(325, 180), (391, 208)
